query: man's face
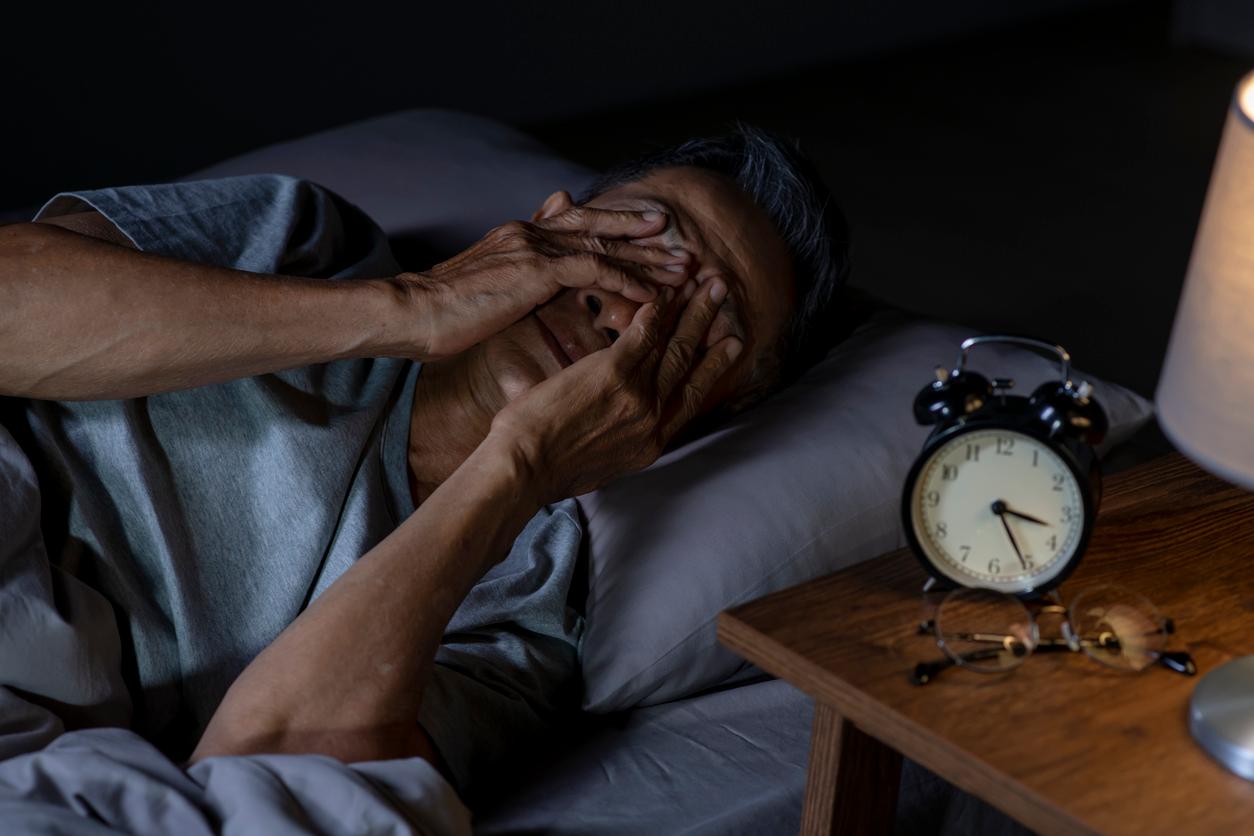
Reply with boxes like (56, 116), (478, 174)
(478, 166), (796, 414)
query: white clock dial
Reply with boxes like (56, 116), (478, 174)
(910, 429), (1085, 593)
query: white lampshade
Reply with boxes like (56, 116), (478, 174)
(1157, 70), (1254, 491)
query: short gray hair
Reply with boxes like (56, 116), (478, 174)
(580, 123), (851, 409)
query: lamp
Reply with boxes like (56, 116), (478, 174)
(1157, 69), (1254, 781)
(1158, 71), (1254, 488)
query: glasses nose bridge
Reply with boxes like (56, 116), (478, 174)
(1033, 600), (1083, 651)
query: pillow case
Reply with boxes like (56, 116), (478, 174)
(576, 310), (1154, 712)
(190, 109), (595, 258)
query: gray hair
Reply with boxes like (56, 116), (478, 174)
(580, 123), (851, 409)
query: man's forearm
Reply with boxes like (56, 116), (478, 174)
(190, 431), (543, 765)
(0, 222), (420, 400)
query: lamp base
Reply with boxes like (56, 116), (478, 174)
(1189, 656), (1254, 780)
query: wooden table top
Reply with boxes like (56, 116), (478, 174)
(719, 453), (1254, 836)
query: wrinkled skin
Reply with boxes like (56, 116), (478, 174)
(493, 276), (741, 503)
(406, 167), (797, 502)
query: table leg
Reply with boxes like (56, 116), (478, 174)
(800, 701), (903, 836)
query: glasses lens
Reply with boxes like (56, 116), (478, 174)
(1068, 585), (1167, 672)
(934, 588), (1037, 673)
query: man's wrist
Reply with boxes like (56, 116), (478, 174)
(475, 427), (550, 510)
(362, 273), (436, 361)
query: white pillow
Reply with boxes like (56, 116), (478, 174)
(189, 109), (594, 252)
(577, 311), (1154, 711)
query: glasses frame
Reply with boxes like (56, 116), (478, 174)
(911, 585), (1197, 685)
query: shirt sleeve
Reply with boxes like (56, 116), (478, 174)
(35, 174), (400, 280)
(418, 500), (586, 798)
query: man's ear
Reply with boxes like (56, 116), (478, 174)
(532, 190), (575, 222)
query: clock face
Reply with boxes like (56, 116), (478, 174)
(908, 428), (1086, 593)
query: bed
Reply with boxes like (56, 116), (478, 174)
(0, 109), (1153, 834)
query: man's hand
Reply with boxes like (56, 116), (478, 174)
(401, 205), (690, 360)
(488, 277), (743, 503)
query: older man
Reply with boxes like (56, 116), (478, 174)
(0, 125), (847, 824)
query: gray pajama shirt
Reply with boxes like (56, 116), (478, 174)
(0, 175), (583, 832)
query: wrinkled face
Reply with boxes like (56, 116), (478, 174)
(481, 166), (796, 414)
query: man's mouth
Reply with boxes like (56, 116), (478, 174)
(534, 315), (575, 369)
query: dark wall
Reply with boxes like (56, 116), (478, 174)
(526, 2), (1248, 402)
(1174, 0), (1254, 55)
(5, 0), (1113, 210)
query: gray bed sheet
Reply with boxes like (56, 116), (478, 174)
(474, 678), (1030, 836)
(476, 679), (810, 835)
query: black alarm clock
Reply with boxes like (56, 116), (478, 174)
(901, 336), (1108, 596)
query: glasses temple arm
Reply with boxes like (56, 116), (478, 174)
(1157, 650), (1197, 676)
(912, 647), (1014, 685)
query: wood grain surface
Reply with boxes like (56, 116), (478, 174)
(719, 453), (1254, 835)
(801, 703), (903, 836)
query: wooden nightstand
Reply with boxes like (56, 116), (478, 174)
(718, 453), (1254, 835)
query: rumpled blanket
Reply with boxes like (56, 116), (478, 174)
(0, 419), (470, 834)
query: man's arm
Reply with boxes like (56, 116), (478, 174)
(190, 430), (542, 765)
(0, 195), (681, 402)
(189, 278), (740, 768)
(0, 219), (419, 401)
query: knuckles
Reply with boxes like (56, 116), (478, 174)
(483, 218), (635, 275)
(484, 221), (557, 268)
(680, 380), (705, 419)
(665, 335), (698, 363)
(572, 252), (601, 271)
(604, 372), (657, 425)
(486, 221), (544, 255)
(485, 220), (605, 268)
(558, 206), (586, 227)
(581, 236), (609, 256)
(490, 220), (531, 242)
(658, 353), (688, 388)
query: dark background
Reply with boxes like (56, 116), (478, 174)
(3, 0), (1138, 206)
(6, 0), (1254, 453)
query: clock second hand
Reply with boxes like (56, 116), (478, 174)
(991, 500), (1029, 569)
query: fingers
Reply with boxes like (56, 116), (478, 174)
(539, 224), (693, 300)
(655, 277), (731, 403)
(614, 303), (662, 369)
(613, 289), (672, 366)
(549, 232), (691, 280)
(548, 255), (670, 303)
(601, 253), (688, 290)
(660, 335), (744, 442)
(530, 217), (691, 303)
(652, 276), (692, 339)
(535, 205), (668, 239)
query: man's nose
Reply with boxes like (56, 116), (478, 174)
(575, 287), (641, 344)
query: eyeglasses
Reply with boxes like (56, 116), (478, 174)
(912, 584), (1197, 685)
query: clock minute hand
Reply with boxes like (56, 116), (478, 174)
(1002, 506), (1051, 527)
(991, 501), (1029, 569)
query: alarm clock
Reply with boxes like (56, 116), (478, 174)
(901, 336), (1108, 596)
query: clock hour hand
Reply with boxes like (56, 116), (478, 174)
(991, 500), (1029, 569)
